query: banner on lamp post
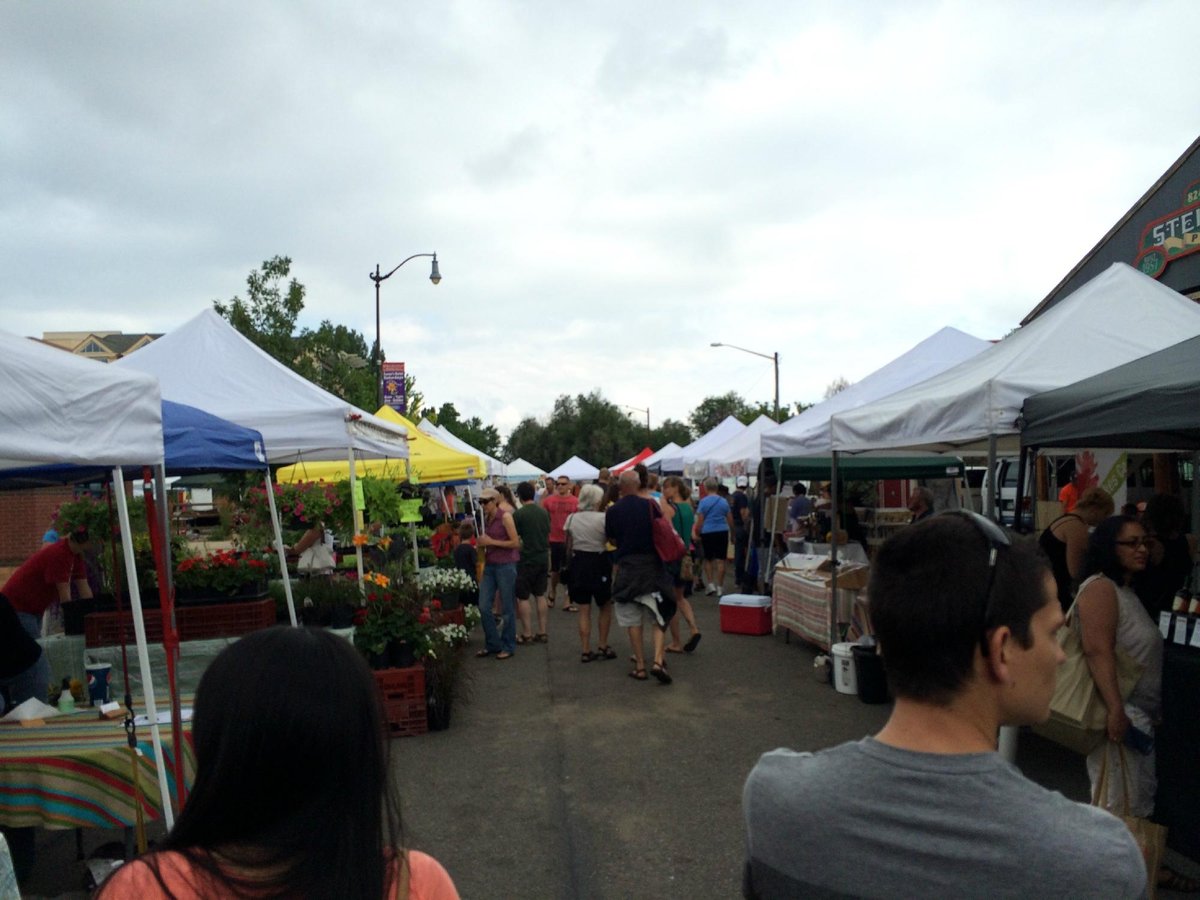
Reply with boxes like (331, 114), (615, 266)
(382, 362), (406, 413)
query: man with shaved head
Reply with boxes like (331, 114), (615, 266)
(604, 470), (675, 683)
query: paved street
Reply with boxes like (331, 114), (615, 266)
(19, 581), (1191, 899)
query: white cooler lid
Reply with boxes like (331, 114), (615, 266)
(718, 594), (771, 608)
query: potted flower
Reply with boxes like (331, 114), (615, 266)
(416, 566), (476, 610)
(422, 616), (475, 731)
(174, 549), (272, 604)
(352, 572), (431, 669)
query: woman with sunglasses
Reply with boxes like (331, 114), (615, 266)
(474, 487), (521, 660)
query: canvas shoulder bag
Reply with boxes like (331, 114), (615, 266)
(1032, 591), (1143, 754)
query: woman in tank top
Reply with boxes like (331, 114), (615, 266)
(1038, 487), (1112, 611)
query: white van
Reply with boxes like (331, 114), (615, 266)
(979, 458), (1033, 529)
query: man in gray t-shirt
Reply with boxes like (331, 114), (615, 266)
(742, 512), (1147, 899)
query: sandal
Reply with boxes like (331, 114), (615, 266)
(597, 646), (617, 660)
(515, 634), (534, 645)
(564, 604), (579, 612)
(1158, 867), (1200, 892)
(581, 651), (596, 663)
(628, 668), (647, 680)
(651, 662), (673, 685)
(494, 651), (513, 660)
(534, 633), (548, 643)
(474, 649), (493, 658)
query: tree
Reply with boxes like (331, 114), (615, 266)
(688, 392), (761, 436)
(214, 256), (306, 365)
(823, 377), (852, 400)
(650, 418), (692, 449)
(502, 390), (647, 470)
(214, 255), (424, 415)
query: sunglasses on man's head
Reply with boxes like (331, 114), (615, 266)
(935, 510), (1012, 653)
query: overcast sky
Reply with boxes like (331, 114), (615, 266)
(1, 2), (1195, 442)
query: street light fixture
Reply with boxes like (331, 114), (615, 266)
(710, 342), (780, 422)
(370, 253), (440, 408)
(624, 405), (651, 441)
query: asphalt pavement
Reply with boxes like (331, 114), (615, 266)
(19, 576), (1195, 899)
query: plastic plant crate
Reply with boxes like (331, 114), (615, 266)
(84, 598), (277, 647)
(373, 666), (428, 737)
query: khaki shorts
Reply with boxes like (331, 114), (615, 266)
(614, 597), (657, 628)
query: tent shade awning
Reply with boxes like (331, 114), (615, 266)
(1021, 334), (1200, 450)
(777, 454), (965, 482)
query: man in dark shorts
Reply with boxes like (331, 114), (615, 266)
(513, 481), (551, 642)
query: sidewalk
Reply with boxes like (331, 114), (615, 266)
(19, 579), (1193, 898)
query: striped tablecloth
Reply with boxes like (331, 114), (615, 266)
(0, 703), (195, 830)
(771, 569), (868, 650)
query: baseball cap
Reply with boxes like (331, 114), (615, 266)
(735, 476), (749, 488)
(479, 488), (500, 502)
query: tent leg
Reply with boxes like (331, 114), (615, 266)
(829, 451), (840, 650)
(263, 471), (297, 626)
(347, 447), (365, 587)
(111, 469), (175, 830)
(984, 435), (998, 521)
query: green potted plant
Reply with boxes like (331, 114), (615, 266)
(416, 566), (476, 610)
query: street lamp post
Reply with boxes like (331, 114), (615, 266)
(624, 405), (651, 442)
(370, 253), (441, 408)
(710, 342), (780, 421)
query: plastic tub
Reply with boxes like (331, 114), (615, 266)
(831, 642), (857, 695)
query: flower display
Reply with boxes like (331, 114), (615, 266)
(174, 549), (271, 596)
(416, 567), (476, 595)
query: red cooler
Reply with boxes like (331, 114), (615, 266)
(719, 594), (772, 635)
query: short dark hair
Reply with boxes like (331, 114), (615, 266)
(1080, 515), (1140, 583)
(792, 483), (807, 496)
(633, 463), (649, 489)
(869, 514), (1050, 705)
(120, 627), (400, 898)
(516, 481), (535, 502)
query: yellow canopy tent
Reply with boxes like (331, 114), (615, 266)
(275, 407), (486, 484)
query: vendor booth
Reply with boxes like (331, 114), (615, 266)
(1022, 335), (1200, 862)
(694, 415), (777, 480)
(547, 455), (600, 482)
(652, 417), (745, 475)
(503, 457), (547, 484)
(417, 419), (504, 479)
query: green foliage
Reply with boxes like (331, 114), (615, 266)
(502, 390), (656, 470)
(214, 256), (306, 365)
(361, 477), (405, 528)
(687, 392), (767, 436)
(427, 402), (501, 458)
(213, 255), (425, 416)
(651, 418), (693, 448)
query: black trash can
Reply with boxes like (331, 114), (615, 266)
(852, 644), (889, 704)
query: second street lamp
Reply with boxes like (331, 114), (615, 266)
(710, 342), (780, 422)
(370, 253), (441, 408)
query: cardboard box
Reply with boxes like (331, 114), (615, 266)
(816, 559), (870, 591)
(719, 594), (772, 635)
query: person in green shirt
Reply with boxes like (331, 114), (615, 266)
(512, 481), (551, 642)
(662, 476), (702, 654)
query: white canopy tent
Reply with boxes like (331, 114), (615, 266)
(760, 327), (990, 457)
(696, 414), (779, 479)
(663, 416), (746, 478)
(830, 264), (1200, 456)
(416, 420), (505, 479)
(115, 309), (411, 462)
(547, 456), (600, 481)
(0, 332), (178, 827)
(503, 457), (546, 483)
(117, 308), (412, 610)
(641, 442), (682, 471)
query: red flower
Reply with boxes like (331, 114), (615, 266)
(431, 599), (442, 611)
(368, 592), (378, 602)
(353, 608), (367, 625)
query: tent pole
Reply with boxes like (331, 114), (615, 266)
(347, 446), (365, 587)
(111, 468), (175, 830)
(263, 471), (297, 626)
(1014, 446), (1030, 535)
(146, 465), (186, 809)
(829, 451), (840, 650)
(984, 435), (998, 520)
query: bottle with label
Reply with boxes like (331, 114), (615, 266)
(57, 677), (75, 713)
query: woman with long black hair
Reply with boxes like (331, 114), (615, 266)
(98, 627), (458, 899)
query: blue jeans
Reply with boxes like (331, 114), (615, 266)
(0, 613), (49, 711)
(478, 562), (517, 654)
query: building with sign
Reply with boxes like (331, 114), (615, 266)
(1023, 134), (1200, 323)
